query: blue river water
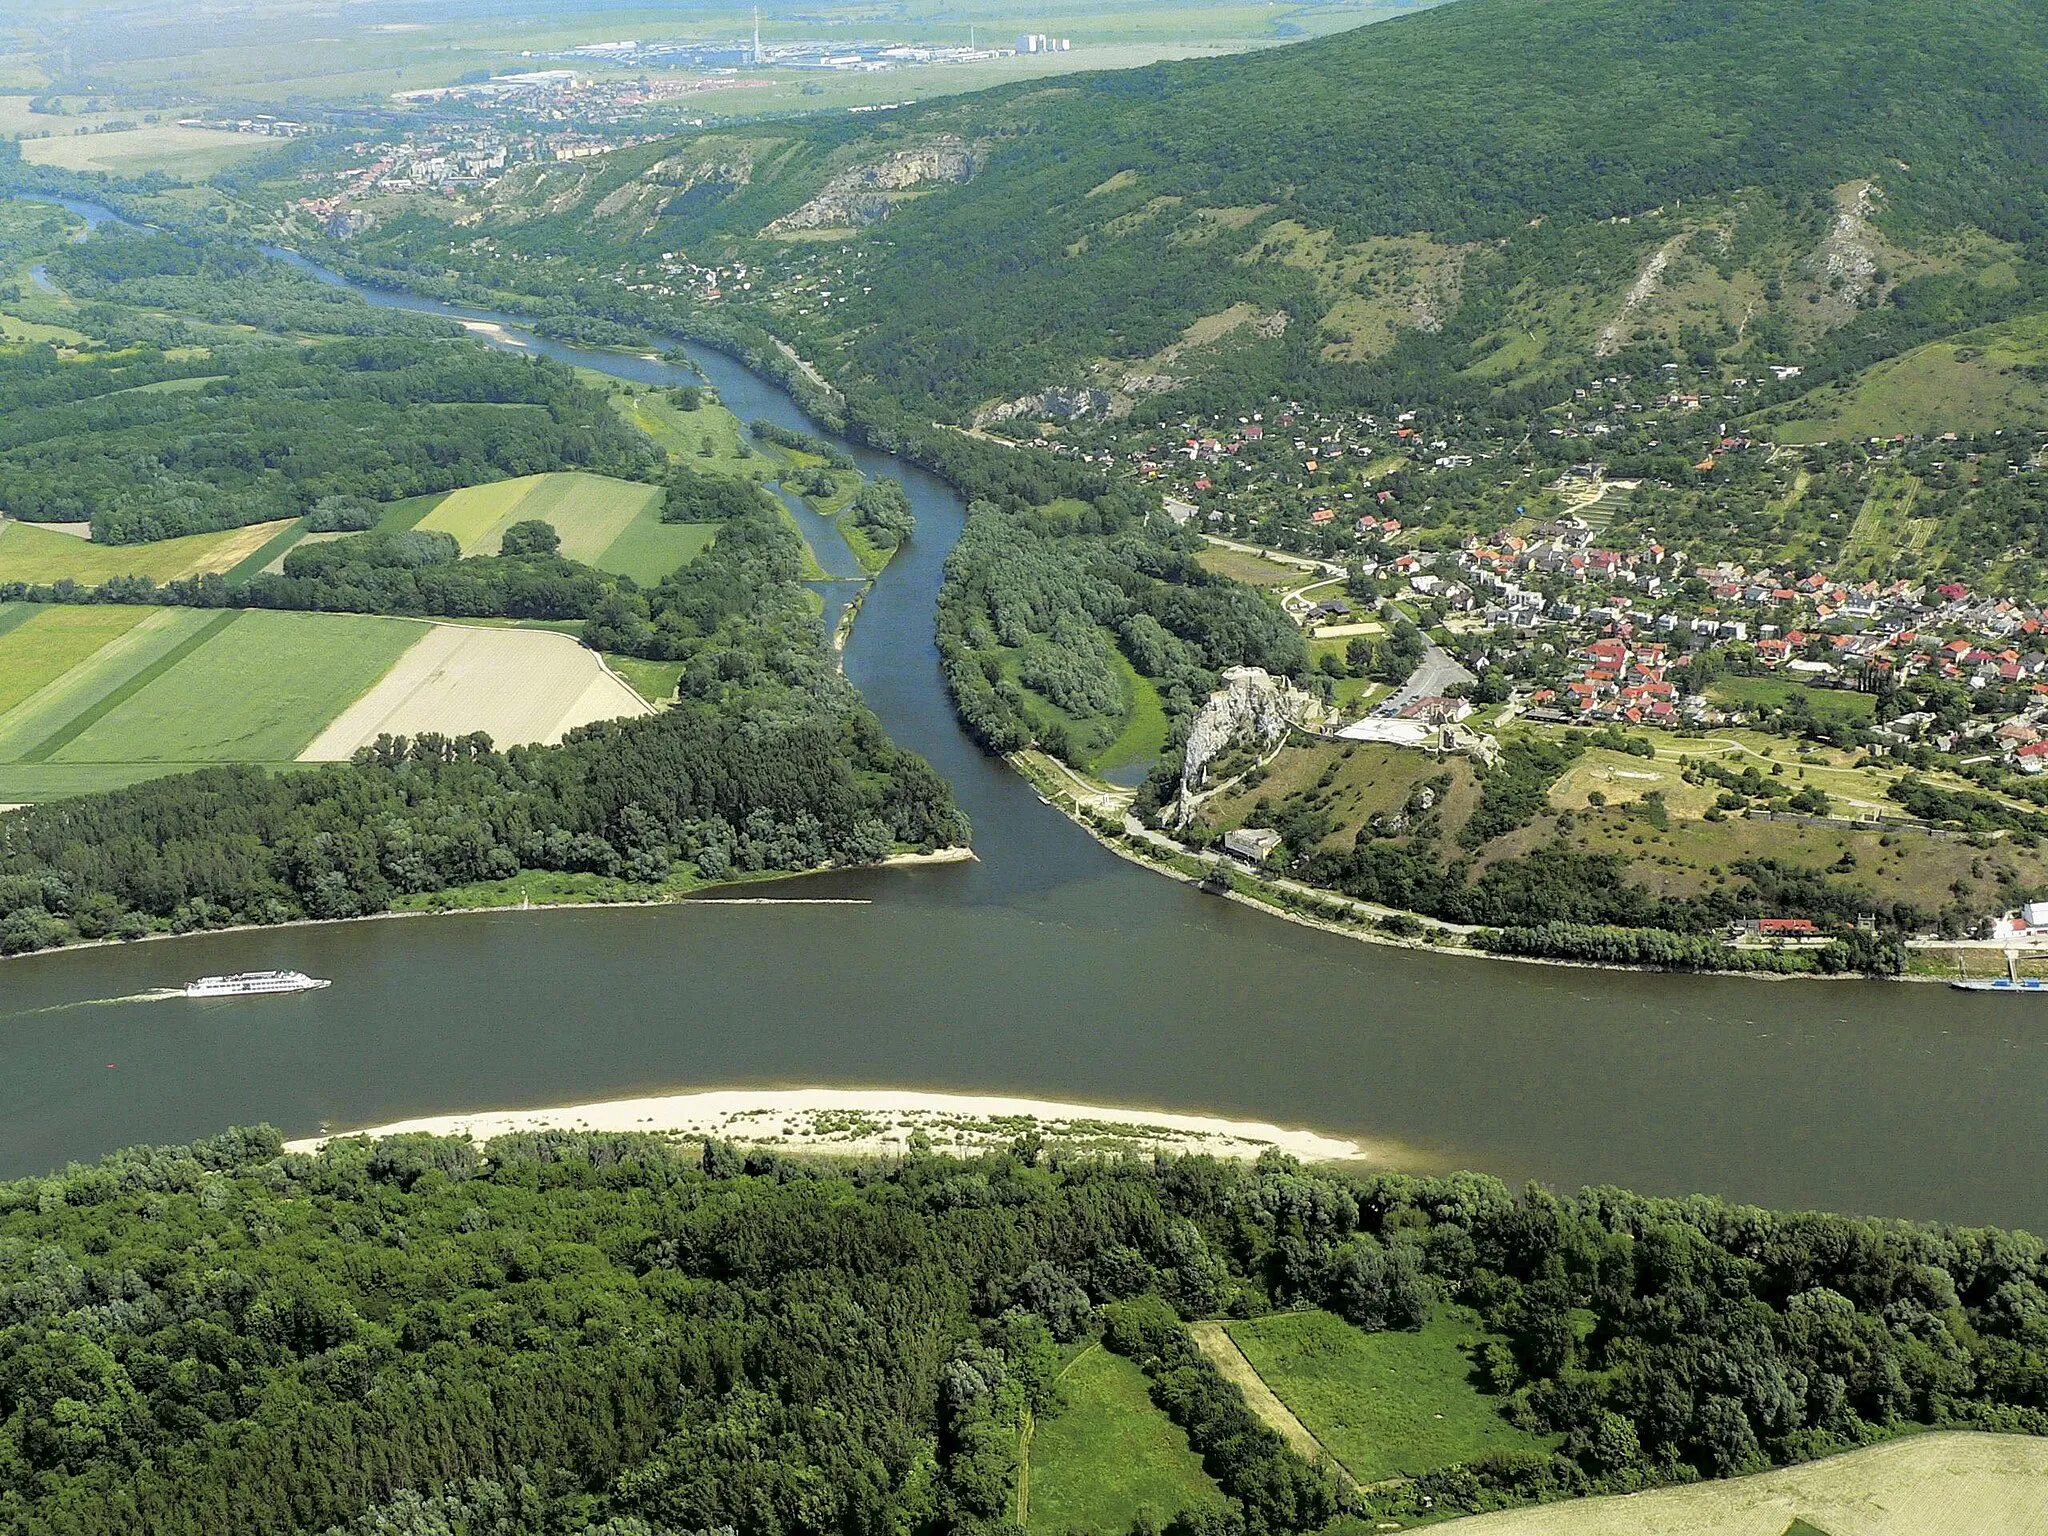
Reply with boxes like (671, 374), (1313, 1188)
(1, 197), (2044, 1237)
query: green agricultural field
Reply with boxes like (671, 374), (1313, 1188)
(415, 476), (553, 552)
(50, 611), (421, 767)
(1436, 1431), (2048, 1536)
(18, 125), (271, 178)
(0, 606), (154, 717)
(0, 608), (427, 800)
(1223, 1308), (1551, 1483)
(0, 518), (297, 584)
(0, 608), (220, 771)
(416, 472), (707, 583)
(505, 473), (662, 565)
(598, 520), (719, 586)
(1025, 1345), (1220, 1532)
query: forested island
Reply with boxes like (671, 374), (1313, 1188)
(2, 1126), (2044, 1534)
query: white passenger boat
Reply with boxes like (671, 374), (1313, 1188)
(161, 971), (331, 998)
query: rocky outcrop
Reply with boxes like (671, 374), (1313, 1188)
(762, 138), (975, 234)
(971, 386), (1114, 430)
(1174, 667), (1321, 824)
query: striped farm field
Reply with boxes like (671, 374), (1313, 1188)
(414, 476), (544, 552)
(48, 610), (421, 766)
(0, 605), (155, 717)
(0, 517), (298, 584)
(416, 472), (713, 583)
(0, 604), (657, 802)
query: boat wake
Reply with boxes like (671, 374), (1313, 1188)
(6, 991), (181, 1018)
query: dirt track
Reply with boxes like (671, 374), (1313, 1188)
(1186, 1322), (1357, 1488)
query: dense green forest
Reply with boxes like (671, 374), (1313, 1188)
(336, 0), (2048, 424)
(0, 336), (657, 542)
(937, 494), (1304, 763)
(1, 1129), (2044, 1533)
(44, 228), (458, 342)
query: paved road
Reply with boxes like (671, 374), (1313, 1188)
(1377, 642), (1475, 715)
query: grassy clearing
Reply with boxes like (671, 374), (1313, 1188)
(51, 611), (419, 766)
(0, 518), (296, 584)
(1196, 545), (1312, 588)
(605, 654), (680, 707)
(1093, 654), (1170, 782)
(0, 606), (153, 717)
(1773, 309), (2048, 442)
(1707, 675), (1877, 723)
(1548, 748), (1715, 816)
(1436, 1431), (2048, 1536)
(1025, 1345), (1220, 1532)
(1193, 739), (1483, 851)
(616, 389), (761, 474)
(1224, 1308), (1551, 1483)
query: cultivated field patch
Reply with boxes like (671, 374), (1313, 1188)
(299, 622), (651, 760)
(0, 605), (152, 718)
(597, 518), (718, 585)
(0, 517), (296, 584)
(1439, 1431), (2048, 1536)
(51, 610), (420, 766)
(414, 472), (703, 583)
(505, 472), (661, 565)
(18, 124), (271, 178)
(0, 608), (218, 769)
(414, 476), (542, 552)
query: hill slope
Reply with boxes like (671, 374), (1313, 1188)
(394, 0), (2048, 428)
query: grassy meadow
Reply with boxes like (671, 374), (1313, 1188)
(616, 388), (761, 475)
(1223, 1309), (1552, 1483)
(1024, 1345), (1220, 1532)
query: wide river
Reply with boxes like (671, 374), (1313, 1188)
(2, 199), (2040, 1231)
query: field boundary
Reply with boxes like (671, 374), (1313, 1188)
(1188, 1322), (1359, 1489)
(223, 519), (312, 582)
(0, 604), (37, 641)
(19, 611), (240, 763)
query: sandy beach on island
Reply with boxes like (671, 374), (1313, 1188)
(283, 1087), (1370, 1163)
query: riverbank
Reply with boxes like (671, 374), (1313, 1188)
(0, 846), (975, 967)
(1011, 750), (1923, 985)
(282, 1086), (1371, 1162)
